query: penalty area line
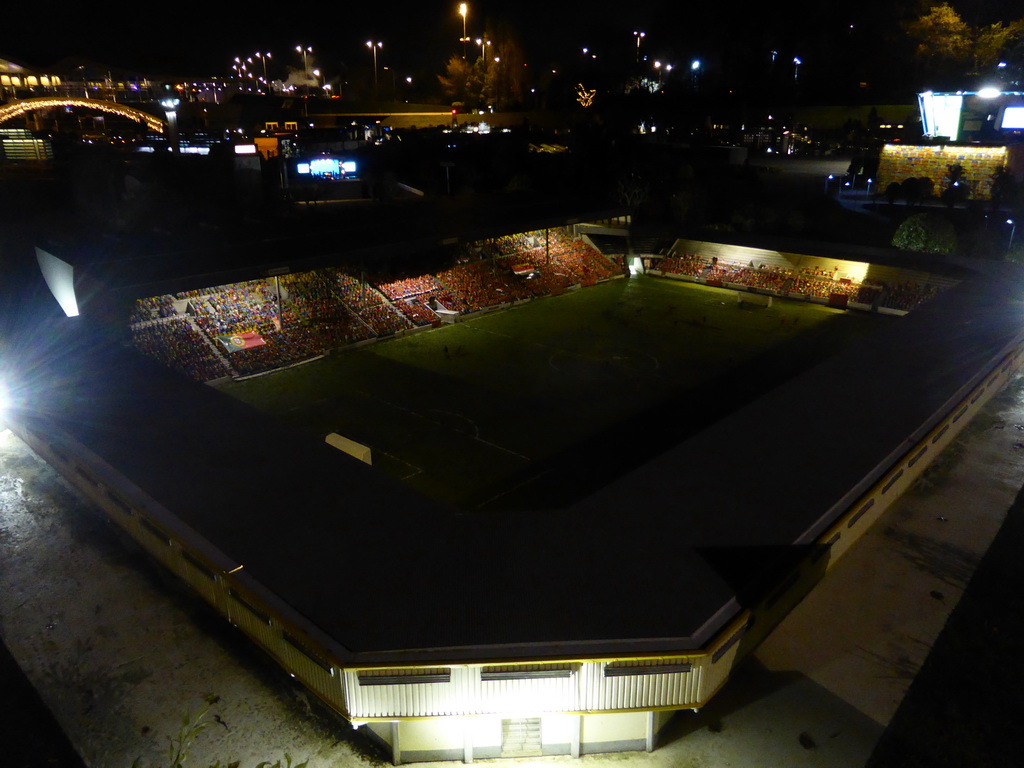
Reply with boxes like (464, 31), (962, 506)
(362, 392), (530, 463)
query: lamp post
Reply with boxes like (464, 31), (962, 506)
(459, 3), (468, 59)
(476, 38), (491, 64)
(382, 67), (398, 99)
(1008, 219), (1017, 251)
(159, 97), (180, 153)
(366, 41), (382, 99)
(296, 45), (312, 80)
(633, 30), (645, 64)
(793, 56), (802, 84)
(691, 59), (700, 91)
(254, 52), (271, 90)
(233, 57), (249, 88)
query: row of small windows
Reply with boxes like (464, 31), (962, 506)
(355, 661), (695, 686)
(846, 364), (1008, 536)
(1, 75), (62, 87)
(830, 353), (1021, 616)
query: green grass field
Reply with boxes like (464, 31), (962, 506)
(218, 275), (889, 511)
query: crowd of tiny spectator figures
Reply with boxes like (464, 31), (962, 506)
(129, 230), (945, 383)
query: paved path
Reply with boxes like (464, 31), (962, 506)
(2, 376), (1023, 768)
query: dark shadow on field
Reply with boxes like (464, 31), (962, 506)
(472, 311), (872, 511)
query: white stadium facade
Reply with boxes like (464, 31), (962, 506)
(6, 209), (1024, 763)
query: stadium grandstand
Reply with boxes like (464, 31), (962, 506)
(121, 227), (951, 385)
(125, 228), (622, 382)
(5, 204), (1024, 763)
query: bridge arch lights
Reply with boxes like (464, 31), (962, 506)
(0, 97), (165, 133)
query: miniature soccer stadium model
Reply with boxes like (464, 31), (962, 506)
(8, 213), (1024, 763)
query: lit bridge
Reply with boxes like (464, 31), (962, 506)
(0, 97), (166, 132)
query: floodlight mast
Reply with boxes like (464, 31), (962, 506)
(459, 4), (468, 59)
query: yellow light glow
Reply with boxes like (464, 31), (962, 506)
(459, 3), (467, 18)
(878, 144), (1009, 199)
(0, 97), (165, 133)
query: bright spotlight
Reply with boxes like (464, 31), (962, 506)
(35, 248), (80, 317)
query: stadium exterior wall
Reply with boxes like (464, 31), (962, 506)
(361, 712), (669, 762)
(9, 323), (1023, 763)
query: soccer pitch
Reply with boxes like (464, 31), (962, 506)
(219, 276), (889, 510)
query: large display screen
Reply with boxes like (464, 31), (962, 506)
(1000, 106), (1024, 129)
(296, 157), (358, 178)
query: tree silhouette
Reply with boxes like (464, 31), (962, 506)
(991, 165), (1017, 210)
(901, 177), (924, 208)
(906, 3), (1024, 81)
(438, 56), (481, 108)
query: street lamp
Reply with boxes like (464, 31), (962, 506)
(159, 97), (180, 153)
(476, 38), (491, 64)
(296, 45), (312, 80)
(633, 30), (645, 64)
(793, 56), (802, 83)
(459, 3), (468, 59)
(1008, 219), (1017, 251)
(254, 52), (271, 90)
(691, 59), (700, 90)
(366, 41), (382, 99)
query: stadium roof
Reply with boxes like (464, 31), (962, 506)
(12, 228), (1024, 664)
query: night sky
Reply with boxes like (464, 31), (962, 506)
(9, 2), (670, 74)
(3, 3), (901, 77)
(3, 2), (1024, 93)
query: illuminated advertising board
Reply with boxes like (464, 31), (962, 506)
(295, 157), (358, 178)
